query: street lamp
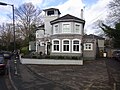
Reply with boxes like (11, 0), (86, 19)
(0, 2), (17, 75)
(0, 2), (15, 52)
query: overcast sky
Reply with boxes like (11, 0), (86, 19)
(0, 0), (112, 34)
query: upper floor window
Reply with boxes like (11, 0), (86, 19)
(52, 39), (60, 52)
(62, 39), (70, 52)
(75, 24), (80, 33)
(84, 43), (93, 50)
(62, 23), (71, 33)
(54, 25), (59, 34)
(75, 23), (82, 34)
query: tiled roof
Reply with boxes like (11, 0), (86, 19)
(84, 34), (105, 40)
(50, 14), (85, 24)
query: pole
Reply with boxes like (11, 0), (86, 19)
(0, 2), (17, 75)
(12, 5), (16, 52)
(44, 29), (45, 55)
(12, 5), (18, 75)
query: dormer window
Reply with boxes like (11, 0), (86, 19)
(47, 11), (54, 16)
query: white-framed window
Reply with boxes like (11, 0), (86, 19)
(72, 39), (81, 53)
(54, 24), (59, 34)
(75, 23), (81, 34)
(52, 39), (60, 52)
(84, 43), (93, 50)
(62, 23), (71, 33)
(75, 24), (80, 33)
(62, 39), (70, 52)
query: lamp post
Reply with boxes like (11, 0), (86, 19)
(0, 2), (17, 75)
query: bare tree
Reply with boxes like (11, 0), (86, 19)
(0, 23), (13, 50)
(15, 2), (43, 40)
(107, 0), (120, 23)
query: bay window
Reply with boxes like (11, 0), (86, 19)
(62, 23), (71, 33)
(62, 39), (70, 52)
(72, 40), (80, 52)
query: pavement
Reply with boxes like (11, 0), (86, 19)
(9, 58), (120, 90)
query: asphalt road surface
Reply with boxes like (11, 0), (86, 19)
(0, 75), (14, 90)
(10, 59), (75, 90)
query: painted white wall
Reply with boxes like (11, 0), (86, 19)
(36, 30), (44, 38)
(44, 16), (59, 35)
(21, 58), (83, 65)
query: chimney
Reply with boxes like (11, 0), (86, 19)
(81, 9), (83, 19)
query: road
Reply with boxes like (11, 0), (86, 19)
(0, 75), (14, 90)
(8, 57), (120, 90)
(27, 58), (120, 90)
(105, 59), (120, 90)
(10, 58), (75, 90)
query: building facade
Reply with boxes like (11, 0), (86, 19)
(34, 8), (105, 60)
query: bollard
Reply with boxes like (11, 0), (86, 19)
(14, 59), (18, 75)
(113, 83), (116, 90)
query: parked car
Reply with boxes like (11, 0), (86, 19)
(0, 54), (7, 75)
(0, 51), (12, 59)
(112, 50), (120, 61)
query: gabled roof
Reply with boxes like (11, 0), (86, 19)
(50, 14), (85, 25)
(84, 34), (105, 40)
(36, 24), (44, 31)
(43, 8), (61, 15)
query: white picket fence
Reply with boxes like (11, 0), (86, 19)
(20, 58), (83, 65)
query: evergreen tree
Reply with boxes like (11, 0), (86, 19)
(101, 22), (120, 48)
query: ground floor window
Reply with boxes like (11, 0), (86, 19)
(62, 39), (70, 52)
(51, 39), (81, 53)
(72, 39), (80, 52)
(84, 43), (93, 50)
(52, 39), (60, 52)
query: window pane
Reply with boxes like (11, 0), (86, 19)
(88, 46), (91, 49)
(53, 40), (60, 51)
(76, 25), (80, 33)
(63, 24), (70, 33)
(54, 45), (59, 51)
(77, 45), (79, 51)
(55, 25), (58, 33)
(63, 45), (66, 51)
(64, 40), (69, 44)
(73, 40), (79, 44)
(54, 45), (56, 50)
(73, 45), (79, 51)
(73, 45), (76, 51)
(67, 45), (69, 51)
(57, 45), (59, 51)
(84, 43), (93, 50)
(54, 41), (59, 44)
(63, 45), (69, 51)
